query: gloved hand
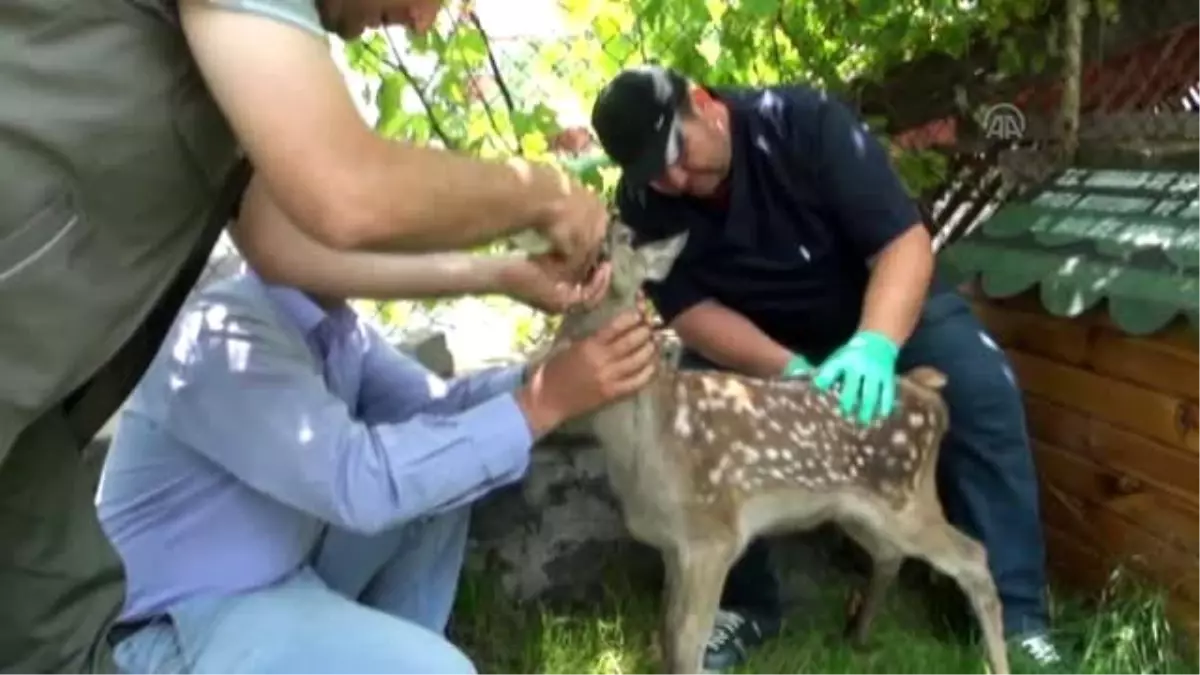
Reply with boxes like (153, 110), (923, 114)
(779, 353), (813, 378)
(813, 331), (900, 425)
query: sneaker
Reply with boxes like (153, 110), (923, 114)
(1017, 632), (1063, 667)
(702, 608), (781, 672)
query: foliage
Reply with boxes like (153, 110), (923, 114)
(340, 0), (1069, 345)
(450, 556), (1196, 674)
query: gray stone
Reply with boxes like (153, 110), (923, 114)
(391, 328), (456, 379)
(466, 437), (663, 603)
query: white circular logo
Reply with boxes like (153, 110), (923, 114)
(982, 103), (1026, 141)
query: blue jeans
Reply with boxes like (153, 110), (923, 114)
(681, 291), (1050, 638)
(112, 507), (475, 673)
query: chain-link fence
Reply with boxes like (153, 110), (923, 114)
(193, 0), (1196, 368)
(199, 0), (683, 368)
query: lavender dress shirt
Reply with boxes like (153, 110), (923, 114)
(96, 272), (531, 621)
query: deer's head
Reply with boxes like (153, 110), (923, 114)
(557, 219), (689, 340)
(602, 220), (689, 307)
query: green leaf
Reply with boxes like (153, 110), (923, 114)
(519, 132), (549, 158)
(740, 0), (780, 19)
(376, 73), (406, 133)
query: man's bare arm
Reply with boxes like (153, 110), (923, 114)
(230, 175), (518, 298)
(179, 2), (571, 252)
(670, 300), (794, 378)
(860, 224), (934, 347)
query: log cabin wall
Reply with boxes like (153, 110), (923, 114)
(964, 284), (1199, 639)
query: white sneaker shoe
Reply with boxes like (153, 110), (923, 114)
(1019, 633), (1063, 666)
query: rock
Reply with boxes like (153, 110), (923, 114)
(466, 437), (663, 603)
(390, 328), (456, 379)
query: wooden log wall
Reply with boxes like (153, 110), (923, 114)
(962, 284), (1199, 640)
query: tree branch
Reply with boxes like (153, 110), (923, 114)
(1059, 0), (1087, 161)
(377, 32), (459, 150)
(770, 11), (785, 73)
(468, 11), (520, 117)
(455, 12), (518, 154)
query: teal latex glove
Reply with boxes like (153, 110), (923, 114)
(813, 331), (900, 425)
(780, 353), (812, 378)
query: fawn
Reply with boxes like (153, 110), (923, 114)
(549, 221), (1010, 674)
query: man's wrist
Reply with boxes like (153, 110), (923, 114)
(780, 353), (812, 378)
(851, 330), (900, 361)
(514, 378), (566, 439)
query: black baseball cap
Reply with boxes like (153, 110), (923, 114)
(590, 64), (690, 186)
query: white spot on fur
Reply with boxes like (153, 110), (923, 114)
(909, 412), (925, 428)
(673, 406), (691, 436)
(892, 430), (908, 445)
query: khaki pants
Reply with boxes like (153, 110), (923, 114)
(0, 407), (124, 673)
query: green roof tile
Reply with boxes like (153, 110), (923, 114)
(939, 166), (1200, 336)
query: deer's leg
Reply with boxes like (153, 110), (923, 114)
(661, 539), (737, 674)
(841, 524), (903, 648)
(904, 519), (1010, 675)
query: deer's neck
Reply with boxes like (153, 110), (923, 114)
(558, 306), (679, 498)
(558, 303), (622, 341)
(586, 373), (687, 530)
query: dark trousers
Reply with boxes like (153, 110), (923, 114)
(0, 406), (124, 673)
(678, 291), (1050, 638)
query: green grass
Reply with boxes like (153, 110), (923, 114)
(449, 560), (1196, 674)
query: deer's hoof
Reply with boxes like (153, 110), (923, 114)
(842, 590), (870, 649)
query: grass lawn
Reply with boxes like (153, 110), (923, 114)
(449, 551), (1195, 674)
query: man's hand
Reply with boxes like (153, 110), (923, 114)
(516, 310), (658, 436)
(498, 255), (612, 315)
(530, 171), (609, 273)
(812, 331), (900, 426)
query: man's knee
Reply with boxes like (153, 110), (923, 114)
(905, 309), (1027, 438)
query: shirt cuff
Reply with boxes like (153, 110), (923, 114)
(494, 364), (528, 391)
(208, 0), (327, 37)
(461, 392), (534, 484)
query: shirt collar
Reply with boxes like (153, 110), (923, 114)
(250, 271), (357, 338)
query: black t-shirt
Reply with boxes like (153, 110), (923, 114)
(617, 83), (938, 357)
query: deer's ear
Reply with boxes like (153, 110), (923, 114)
(638, 231), (689, 282)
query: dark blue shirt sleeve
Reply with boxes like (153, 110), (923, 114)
(790, 91), (922, 260)
(616, 181), (709, 324)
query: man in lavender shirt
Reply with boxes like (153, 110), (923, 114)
(95, 261), (657, 673)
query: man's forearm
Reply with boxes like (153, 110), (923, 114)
(333, 146), (566, 253)
(231, 176), (520, 300)
(179, 3), (566, 253)
(671, 300), (794, 378)
(859, 224), (934, 347)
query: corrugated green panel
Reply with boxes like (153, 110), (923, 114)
(938, 166), (1200, 336)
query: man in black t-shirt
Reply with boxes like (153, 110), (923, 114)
(590, 65), (1062, 671)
